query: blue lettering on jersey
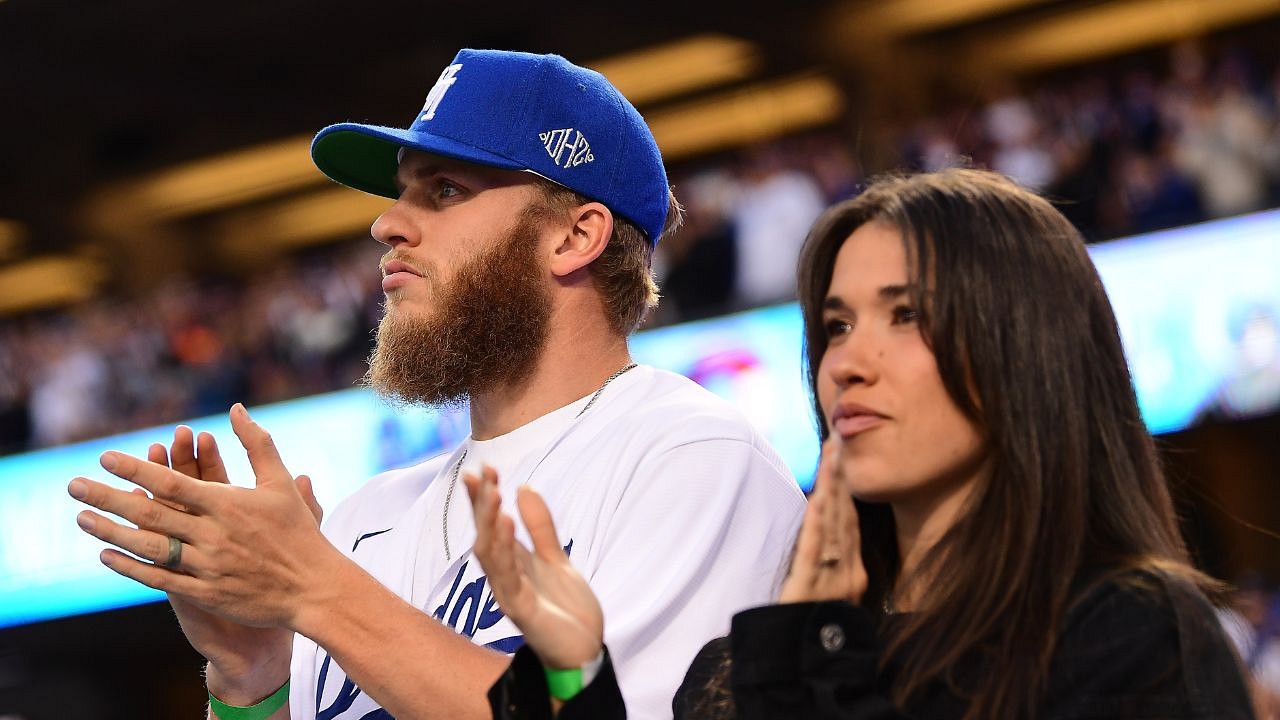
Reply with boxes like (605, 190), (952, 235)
(351, 528), (393, 552)
(447, 568), (486, 631)
(432, 539), (574, 638)
(478, 589), (504, 631)
(316, 653), (362, 719)
(484, 635), (526, 652)
(315, 538), (573, 718)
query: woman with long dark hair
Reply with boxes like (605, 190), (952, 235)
(467, 169), (1255, 719)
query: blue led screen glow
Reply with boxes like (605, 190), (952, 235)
(1089, 210), (1280, 431)
(3, 209), (1279, 628)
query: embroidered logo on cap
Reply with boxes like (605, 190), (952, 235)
(539, 128), (595, 169)
(420, 64), (462, 121)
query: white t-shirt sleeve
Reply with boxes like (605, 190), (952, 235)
(586, 436), (805, 720)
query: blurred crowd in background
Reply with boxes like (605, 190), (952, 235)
(901, 41), (1280, 239)
(2, 40), (1280, 455)
(0, 252), (383, 453)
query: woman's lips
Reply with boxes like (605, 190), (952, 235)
(833, 413), (885, 438)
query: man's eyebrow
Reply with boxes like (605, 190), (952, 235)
(392, 163), (445, 194)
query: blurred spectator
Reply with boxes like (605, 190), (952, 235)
(1116, 148), (1204, 233)
(907, 117), (966, 173)
(1171, 84), (1273, 218)
(729, 146), (826, 308)
(797, 132), (864, 203)
(0, 327), (32, 454)
(986, 89), (1058, 190)
(28, 328), (108, 447)
(1219, 574), (1280, 718)
(656, 170), (739, 323)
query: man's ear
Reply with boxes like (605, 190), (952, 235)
(547, 202), (613, 278)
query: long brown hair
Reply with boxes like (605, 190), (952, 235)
(796, 169), (1212, 718)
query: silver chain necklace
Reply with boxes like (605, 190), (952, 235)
(442, 362), (638, 561)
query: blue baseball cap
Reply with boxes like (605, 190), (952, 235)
(311, 48), (670, 242)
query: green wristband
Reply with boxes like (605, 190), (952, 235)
(209, 680), (289, 720)
(543, 666), (584, 701)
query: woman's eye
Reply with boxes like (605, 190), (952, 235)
(891, 305), (920, 324)
(824, 318), (851, 338)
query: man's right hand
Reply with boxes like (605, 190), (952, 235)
(465, 465), (604, 671)
(144, 426), (320, 705)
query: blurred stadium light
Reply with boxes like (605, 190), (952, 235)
(976, 0), (1280, 73)
(123, 135), (324, 220)
(647, 73), (845, 160)
(0, 220), (24, 262)
(0, 257), (106, 315)
(590, 34), (763, 105)
(834, 0), (1047, 36)
(215, 187), (392, 261)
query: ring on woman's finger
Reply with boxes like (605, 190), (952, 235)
(158, 535), (183, 568)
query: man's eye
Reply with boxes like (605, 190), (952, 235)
(438, 181), (463, 199)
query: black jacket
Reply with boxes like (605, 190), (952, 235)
(489, 571), (1255, 719)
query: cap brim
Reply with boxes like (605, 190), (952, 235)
(311, 123), (525, 198)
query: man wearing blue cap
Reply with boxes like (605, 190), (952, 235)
(69, 49), (804, 720)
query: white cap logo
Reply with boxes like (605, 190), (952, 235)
(539, 128), (595, 169)
(420, 64), (462, 122)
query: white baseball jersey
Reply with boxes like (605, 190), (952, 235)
(289, 365), (806, 720)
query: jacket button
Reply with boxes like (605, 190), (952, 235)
(819, 623), (845, 653)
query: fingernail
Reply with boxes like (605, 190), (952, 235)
(68, 479), (88, 499)
(99, 452), (118, 472)
(76, 513), (95, 531)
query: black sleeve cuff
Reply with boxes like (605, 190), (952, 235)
(730, 601), (879, 684)
(488, 644), (627, 720)
(729, 601), (887, 719)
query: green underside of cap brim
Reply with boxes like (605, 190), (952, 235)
(311, 124), (528, 199)
(311, 130), (403, 199)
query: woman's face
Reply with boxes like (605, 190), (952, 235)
(816, 221), (986, 510)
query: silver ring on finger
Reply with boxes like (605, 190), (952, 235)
(160, 535), (183, 568)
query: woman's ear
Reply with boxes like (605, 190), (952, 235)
(547, 202), (613, 278)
